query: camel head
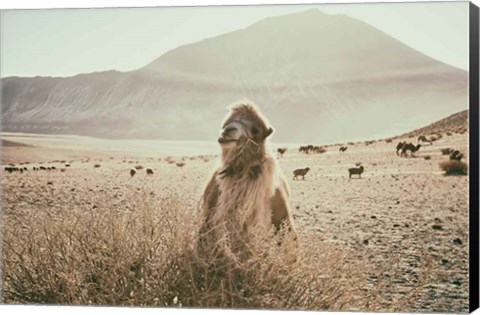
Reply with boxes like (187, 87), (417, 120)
(217, 101), (274, 176)
(219, 102), (273, 145)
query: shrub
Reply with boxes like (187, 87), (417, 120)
(2, 195), (367, 310)
(134, 165), (144, 170)
(439, 160), (468, 176)
(424, 156), (431, 160)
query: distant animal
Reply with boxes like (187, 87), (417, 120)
(396, 141), (406, 155)
(401, 143), (421, 157)
(339, 146), (348, 153)
(277, 147), (287, 157)
(130, 168), (136, 177)
(293, 167), (310, 180)
(449, 150), (464, 161)
(348, 165), (364, 179)
(417, 135), (432, 145)
(146, 168), (154, 175)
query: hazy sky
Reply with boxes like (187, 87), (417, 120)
(0, 1), (470, 77)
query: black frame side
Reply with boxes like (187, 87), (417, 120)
(470, 1), (479, 313)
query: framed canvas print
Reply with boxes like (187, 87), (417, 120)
(0, 0), (479, 314)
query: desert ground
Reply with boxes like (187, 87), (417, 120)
(1, 131), (469, 312)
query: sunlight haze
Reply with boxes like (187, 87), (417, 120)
(0, 1), (469, 77)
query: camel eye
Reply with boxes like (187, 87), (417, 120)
(251, 127), (259, 135)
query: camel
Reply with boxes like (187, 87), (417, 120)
(199, 101), (296, 257)
(418, 135), (432, 145)
(401, 143), (421, 157)
(396, 141), (406, 156)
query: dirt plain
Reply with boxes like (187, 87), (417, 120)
(1, 132), (470, 312)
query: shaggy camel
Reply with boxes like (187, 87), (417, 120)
(199, 101), (296, 255)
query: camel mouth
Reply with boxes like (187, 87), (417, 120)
(218, 137), (239, 144)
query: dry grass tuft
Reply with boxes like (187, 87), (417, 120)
(439, 160), (468, 176)
(2, 194), (370, 309)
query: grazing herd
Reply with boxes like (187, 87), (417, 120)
(4, 166), (28, 173)
(298, 145), (326, 154)
(281, 133), (465, 181)
(395, 136), (465, 162)
(3, 156), (196, 178)
(130, 167), (154, 177)
(289, 143), (360, 180)
(4, 165), (60, 173)
(2, 132), (465, 183)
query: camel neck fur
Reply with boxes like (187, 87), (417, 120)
(220, 139), (267, 180)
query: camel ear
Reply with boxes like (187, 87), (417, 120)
(264, 127), (274, 139)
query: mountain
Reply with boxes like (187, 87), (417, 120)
(401, 109), (468, 138)
(1, 9), (468, 143)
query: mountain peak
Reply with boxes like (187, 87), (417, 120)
(293, 8), (325, 16)
(2, 9), (468, 143)
(251, 8), (334, 27)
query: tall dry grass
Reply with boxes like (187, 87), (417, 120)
(2, 194), (365, 309)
